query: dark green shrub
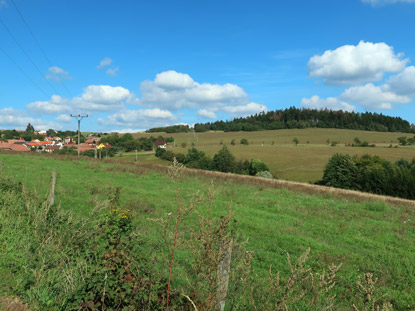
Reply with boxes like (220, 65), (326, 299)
(248, 159), (269, 176)
(213, 146), (236, 172)
(240, 138), (249, 145)
(320, 154), (358, 189)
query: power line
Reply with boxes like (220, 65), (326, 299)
(0, 16), (61, 97)
(0, 45), (49, 97)
(10, 0), (73, 98)
(71, 114), (88, 157)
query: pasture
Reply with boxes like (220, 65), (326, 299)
(130, 128), (415, 182)
(0, 152), (414, 310)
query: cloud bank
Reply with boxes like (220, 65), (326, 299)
(308, 41), (408, 85)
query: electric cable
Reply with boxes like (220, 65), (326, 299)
(0, 45), (49, 97)
(10, 0), (73, 98)
(0, 17), (62, 97)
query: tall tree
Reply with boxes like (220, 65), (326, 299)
(25, 123), (35, 133)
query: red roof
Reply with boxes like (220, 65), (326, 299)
(11, 144), (30, 152)
(0, 143), (30, 152)
(154, 140), (167, 146)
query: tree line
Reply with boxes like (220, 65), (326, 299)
(156, 145), (272, 178)
(193, 107), (415, 133)
(146, 124), (191, 133)
(100, 133), (174, 152)
(318, 153), (415, 200)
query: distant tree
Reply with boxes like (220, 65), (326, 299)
(397, 136), (407, 146)
(231, 139), (236, 145)
(240, 138), (249, 145)
(46, 129), (57, 136)
(181, 142), (187, 148)
(293, 137), (299, 146)
(25, 123), (35, 133)
(213, 146), (236, 173)
(353, 137), (361, 145)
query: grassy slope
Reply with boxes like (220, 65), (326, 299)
(1, 153), (415, 309)
(131, 128), (415, 182)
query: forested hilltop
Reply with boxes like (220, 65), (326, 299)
(193, 108), (415, 133)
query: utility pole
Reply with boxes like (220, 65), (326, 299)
(70, 114), (88, 157)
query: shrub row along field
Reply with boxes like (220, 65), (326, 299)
(128, 128), (415, 182)
(0, 153), (414, 310)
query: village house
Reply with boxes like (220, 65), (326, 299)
(154, 140), (167, 149)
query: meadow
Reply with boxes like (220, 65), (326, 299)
(129, 128), (415, 182)
(1, 152), (414, 310)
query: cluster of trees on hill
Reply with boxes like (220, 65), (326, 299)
(100, 133), (173, 152)
(319, 154), (415, 200)
(146, 124), (191, 133)
(156, 146), (272, 178)
(193, 108), (415, 133)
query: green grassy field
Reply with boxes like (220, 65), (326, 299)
(130, 128), (415, 182)
(1, 152), (414, 310)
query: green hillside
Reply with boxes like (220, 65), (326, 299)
(1, 153), (414, 310)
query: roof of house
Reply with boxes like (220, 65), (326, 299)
(10, 144), (30, 151)
(0, 143), (30, 152)
(2, 139), (25, 144)
(154, 140), (167, 146)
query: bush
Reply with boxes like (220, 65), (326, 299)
(320, 154), (358, 189)
(249, 159), (269, 176)
(213, 146), (236, 172)
(256, 170), (273, 179)
(319, 153), (415, 199)
(240, 138), (249, 145)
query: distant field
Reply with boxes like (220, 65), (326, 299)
(130, 128), (415, 182)
(1, 153), (414, 310)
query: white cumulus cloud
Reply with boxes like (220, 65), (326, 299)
(308, 41), (409, 85)
(197, 109), (217, 119)
(384, 66), (415, 97)
(301, 95), (355, 112)
(45, 66), (71, 82)
(0, 108), (59, 130)
(27, 85), (132, 115)
(106, 67), (119, 77)
(72, 85), (131, 112)
(27, 95), (71, 115)
(138, 70), (266, 118)
(56, 114), (72, 123)
(97, 57), (113, 69)
(341, 83), (411, 110)
(101, 108), (176, 129)
(154, 70), (195, 89)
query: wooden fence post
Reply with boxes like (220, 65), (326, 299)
(215, 238), (233, 311)
(49, 168), (56, 206)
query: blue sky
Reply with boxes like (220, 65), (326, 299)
(1, 0), (415, 132)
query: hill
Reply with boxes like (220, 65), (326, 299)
(193, 107), (415, 133)
(0, 152), (414, 310)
